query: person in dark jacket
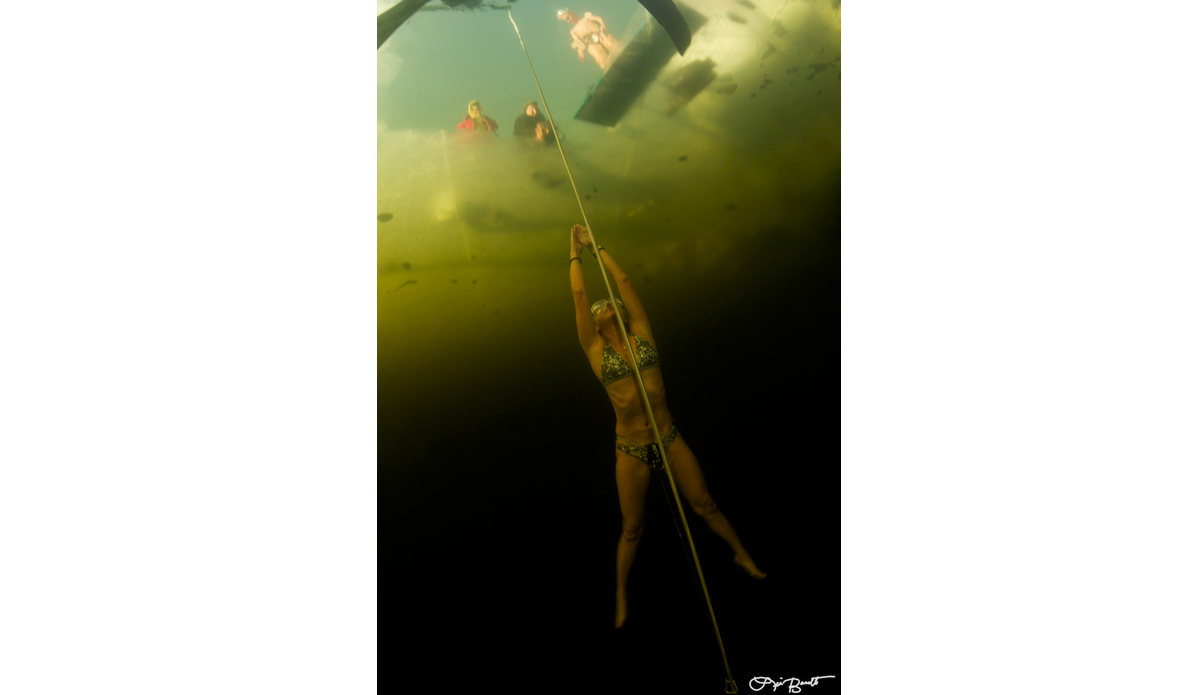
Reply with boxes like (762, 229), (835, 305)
(513, 101), (555, 145)
(456, 100), (498, 134)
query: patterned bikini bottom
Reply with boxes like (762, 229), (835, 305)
(615, 425), (678, 470)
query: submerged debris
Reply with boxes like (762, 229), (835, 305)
(807, 62), (833, 80)
(762, 43), (777, 59)
(378, 213), (393, 222)
(387, 280), (416, 293)
(736, 0), (755, 7)
(771, 19), (786, 37)
(711, 82), (738, 95)
(378, 260), (412, 274)
(726, 204), (738, 211)
(458, 201), (524, 231)
(726, 12), (746, 23)
(451, 279), (458, 283)
(679, 155), (688, 162)
(402, 262), (412, 270)
(472, 279), (477, 284)
(531, 170), (565, 189)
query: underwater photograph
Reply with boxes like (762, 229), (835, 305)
(11, 3), (1199, 694)
(378, 0), (840, 690)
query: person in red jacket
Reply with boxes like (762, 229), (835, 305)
(456, 100), (499, 135)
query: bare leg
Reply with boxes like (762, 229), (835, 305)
(615, 450), (652, 627)
(666, 435), (766, 579)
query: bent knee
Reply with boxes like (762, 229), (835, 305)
(692, 496), (719, 518)
(621, 522), (644, 541)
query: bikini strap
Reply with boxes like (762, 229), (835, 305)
(616, 425), (676, 450)
(615, 434), (642, 449)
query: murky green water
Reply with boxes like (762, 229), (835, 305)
(381, 3), (840, 683)
(379, 0), (840, 457)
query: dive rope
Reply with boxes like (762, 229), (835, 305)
(507, 10), (739, 694)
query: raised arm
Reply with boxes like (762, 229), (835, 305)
(575, 229), (653, 341)
(590, 13), (609, 35)
(570, 225), (599, 352)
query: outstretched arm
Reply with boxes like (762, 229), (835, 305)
(570, 226), (598, 351)
(575, 229), (653, 341)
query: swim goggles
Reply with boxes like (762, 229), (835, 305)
(590, 298), (625, 318)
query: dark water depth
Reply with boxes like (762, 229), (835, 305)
(379, 0), (840, 689)
(380, 207), (839, 691)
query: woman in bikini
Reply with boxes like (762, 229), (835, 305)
(568, 224), (765, 628)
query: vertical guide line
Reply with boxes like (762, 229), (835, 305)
(506, 10), (739, 694)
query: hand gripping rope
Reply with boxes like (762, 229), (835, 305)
(507, 10), (738, 694)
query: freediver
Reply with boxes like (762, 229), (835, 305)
(567, 224), (766, 629)
(456, 100), (499, 135)
(557, 9), (622, 71)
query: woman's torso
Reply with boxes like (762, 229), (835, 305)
(590, 334), (671, 443)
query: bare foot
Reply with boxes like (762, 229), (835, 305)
(615, 591), (628, 628)
(734, 553), (767, 579)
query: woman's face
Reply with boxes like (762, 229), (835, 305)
(593, 302), (629, 332)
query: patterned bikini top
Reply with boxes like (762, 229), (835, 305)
(600, 334), (661, 386)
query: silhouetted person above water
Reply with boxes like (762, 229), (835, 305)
(557, 9), (622, 71)
(568, 224), (766, 629)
